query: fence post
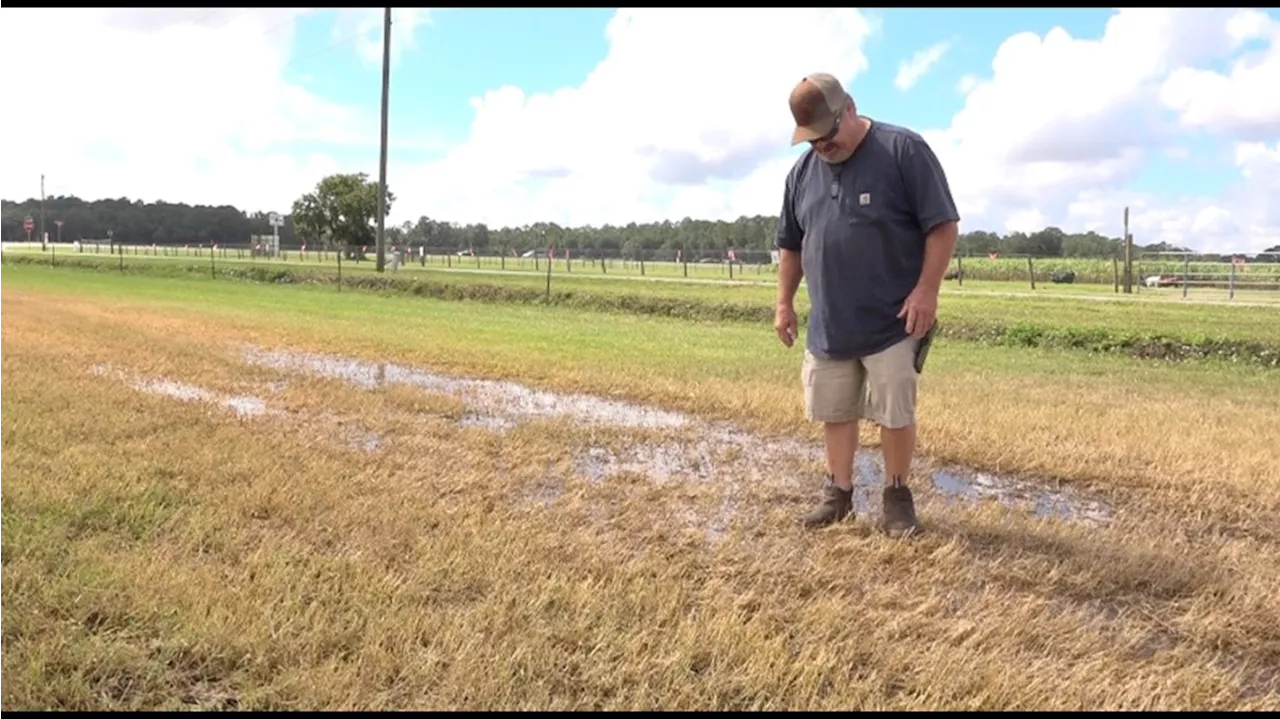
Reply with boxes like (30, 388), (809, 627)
(545, 249), (553, 301)
(1027, 256), (1036, 290)
(1181, 254), (1190, 299)
(1229, 261), (1236, 301)
(210, 248), (216, 278)
(640, 255), (645, 276)
(337, 250), (342, 292)
(956, 256), (963, 287)
(51, 242), (56, 267)
(1123, 232), (1134, 294)
(1113, 257), (1119, 293)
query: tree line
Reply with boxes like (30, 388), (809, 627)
(4, 173), (1277, 260)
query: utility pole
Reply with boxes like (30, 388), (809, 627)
(375, 7), (392, 273)
(40, 174), (47, 252)
(1122, 206), (1132, 294)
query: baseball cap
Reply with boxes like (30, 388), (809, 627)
(789, 73), (849, 146)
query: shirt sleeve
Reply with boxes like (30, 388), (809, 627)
(901, 136), (961, 236)
(775, 165), (804, 251)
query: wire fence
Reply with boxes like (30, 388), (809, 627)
(4, 241), (1279, 302)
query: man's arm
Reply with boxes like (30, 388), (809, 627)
(916, 219), (959, 293)
(775, 168), (805, 307)
(904, 136), (961, 292)
(896, 134), (961, 337)
(774, 168), (805, 346)
(777, 248), (803, 306)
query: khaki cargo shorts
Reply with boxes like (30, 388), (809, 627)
(801, 335), (920, 429)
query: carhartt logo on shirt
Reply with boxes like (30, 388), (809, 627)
(859, 192), (871, 206)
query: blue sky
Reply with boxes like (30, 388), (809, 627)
(287, 8), (1272, 237)
(286, 9), (618, 165)
(288, 9), (1124, 165)
(5, 8), (1278, 252)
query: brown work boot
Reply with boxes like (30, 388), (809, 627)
(801, 475), (853, 529)
(881, 483), (920, 538)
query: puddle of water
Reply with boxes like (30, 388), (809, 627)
(930, 470), (1112, 526)
(239, 346), (1115, 528)
(572, 431), (1117, 527)
(90, 365), (385, 455)
(242, 347), (689, 431)
(92, 365), (269, 419)
(459, 413), (517, 431)
(519, 481), (565, 508)
(931, 469), (1114, 526)
(346, 429), (383, 453)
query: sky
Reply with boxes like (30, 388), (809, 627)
(3, 7), (1279, 253)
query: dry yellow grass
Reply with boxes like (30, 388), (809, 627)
(2, 281), (1279, 710)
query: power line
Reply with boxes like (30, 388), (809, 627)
(277, 9), (417, 74)
(279, 9), (417, 76)
(189, 9), (225, 26)
(279, 33), (362, 75)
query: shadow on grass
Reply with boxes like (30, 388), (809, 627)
(920, 513), (1280, 700)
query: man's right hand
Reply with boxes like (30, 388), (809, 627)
(774, 303), (798, 348)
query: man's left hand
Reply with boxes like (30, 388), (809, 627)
(897, 284), (938, 338)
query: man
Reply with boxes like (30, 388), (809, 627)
(773, 72), (960, 537)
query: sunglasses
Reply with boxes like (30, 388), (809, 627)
(809, 107), (843, 146)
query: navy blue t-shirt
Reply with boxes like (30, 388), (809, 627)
(775, 119), (960, 360)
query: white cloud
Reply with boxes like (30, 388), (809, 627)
(1228, 140), (1280, 249)
(4, 8), (1279, 254)
(331, 8), (433, 66)
(0, 8), (446, 213)
(1004, 209), (1048, 235)
(1235, 140), (1280, 178)
(894, 41), (952, 91)
(0, 9), (369, 211)
(1160, 10), (1280, 141)
(1054, 141), (1280, 254)
(924, 8), (1280, 252)
(390, 9), (875, 228)
(391, 7), (1278, 252)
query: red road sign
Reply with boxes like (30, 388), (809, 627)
(24, 218), (34, 232)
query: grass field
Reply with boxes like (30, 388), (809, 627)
(7, 242), (1280, 304)
(3, 262), (1279, 710)
(5, 250), (1280, 366)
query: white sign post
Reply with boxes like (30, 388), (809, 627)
(267, 212), (283, 257)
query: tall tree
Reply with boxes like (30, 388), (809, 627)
(289, 173), (394, 254)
